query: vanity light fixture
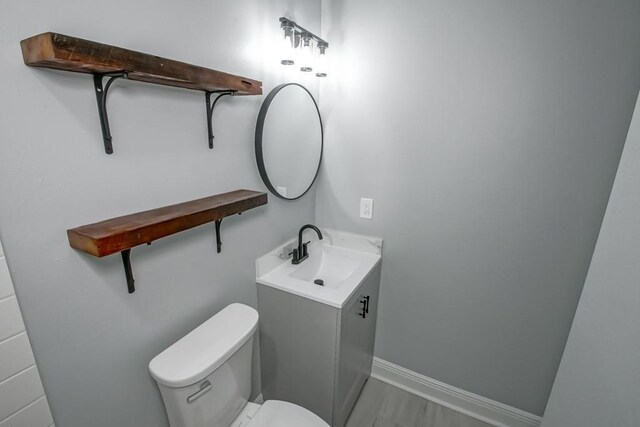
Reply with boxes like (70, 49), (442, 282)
(279, 17), (329, 77)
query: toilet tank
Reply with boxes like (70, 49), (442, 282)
(149, 304), (259, 427)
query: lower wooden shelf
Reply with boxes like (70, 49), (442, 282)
(67, 189), (268, 293)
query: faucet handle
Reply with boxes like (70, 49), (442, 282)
(302, 241), (311, 257)
(289, 248), (299, 262)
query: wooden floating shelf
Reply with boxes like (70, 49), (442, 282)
(67, 189), (268, 293)
(20, 32), (263, 153)
(20, 32), (262, 94)
(68, 189), (267, 257)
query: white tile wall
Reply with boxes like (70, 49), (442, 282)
(0, 262), (13, 300)
(0, 367), (45, 420)
(0, 397), (53, 427)
(0, 240), (54, 426)
(0, 297), (24, 342)
(0, 334), (35, 382)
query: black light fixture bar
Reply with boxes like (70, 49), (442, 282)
(279, 17), (329, 48)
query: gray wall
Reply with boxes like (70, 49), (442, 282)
(318, 0), (640, 415)
(0, 1), (320, 426)
(540, 91), (640, 427)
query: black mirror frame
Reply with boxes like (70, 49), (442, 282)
(255, 83), (323, 201)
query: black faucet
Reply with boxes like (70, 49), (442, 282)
(291, 224), (323, 265)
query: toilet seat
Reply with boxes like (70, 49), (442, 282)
(246, 400), (329, 427)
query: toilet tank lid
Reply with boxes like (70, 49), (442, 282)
(148, 303), (259, 388)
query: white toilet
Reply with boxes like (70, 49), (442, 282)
(149, 303), (329, 427)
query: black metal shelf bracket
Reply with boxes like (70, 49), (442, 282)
(94, 72), (127, 155)
(205, 90), (235, 149)
(95, 79), (235, 154)
(121, 249), (135, 294)
(214, 212), (243, 254)
(215, 219), (223, 253)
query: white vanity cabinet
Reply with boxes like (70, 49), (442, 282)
(333, 266), (381, 427)
(257, 262), (381, 427)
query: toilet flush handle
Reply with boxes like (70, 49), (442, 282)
(187, 380), (212, 404)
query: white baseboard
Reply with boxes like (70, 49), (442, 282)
(371, 358), (542, 427)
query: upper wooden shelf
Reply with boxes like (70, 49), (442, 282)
(20, 32), (262, 95)
(68, 189), (267, 258)
(20, 32), (263, 154)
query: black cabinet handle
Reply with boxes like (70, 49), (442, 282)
(359, 295), (370, 318)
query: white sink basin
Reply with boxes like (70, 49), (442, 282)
(256, 230), (382, 308)
(289, 244), (362, 288)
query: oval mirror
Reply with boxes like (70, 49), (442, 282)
(255, 83), (323, 200)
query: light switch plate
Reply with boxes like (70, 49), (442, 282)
(360, 198), (373, 219)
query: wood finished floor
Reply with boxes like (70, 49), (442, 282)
(345, 378), (494, 427)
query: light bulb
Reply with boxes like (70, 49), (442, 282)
(300, 35), (313, 72)
(279, 25), (295, 66)
(315, 43), (328, 77)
